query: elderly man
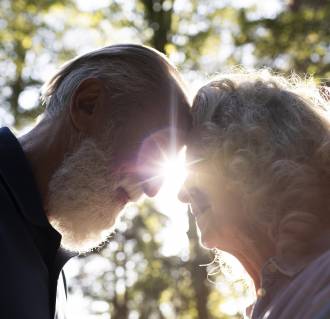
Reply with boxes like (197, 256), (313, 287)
(0, 44), (190, 319)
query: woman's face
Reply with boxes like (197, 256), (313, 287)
(179, 141), (247, 253)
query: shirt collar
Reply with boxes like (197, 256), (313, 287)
(262, 231), (330, 279)
(250, 233), (330, 319)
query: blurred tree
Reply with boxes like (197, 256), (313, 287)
(97, 0), (237, 72)
(139, 0), (174, 53)
(0, 0), (237, 127)
(1, 1), (297, 318)
(187, 206), (213, 319)
(65, 2), (250, 305)
(233, 0), (330, 82)
(138, 0), (238, 73)
(71, 202), (240, 319)
(0, 0), (108, 127)
(0, 0), (74, 127)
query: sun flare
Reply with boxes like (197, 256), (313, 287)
(154, 146), (188, 219)
(154, 146), (189, 255)
(159, 146), (187, 193)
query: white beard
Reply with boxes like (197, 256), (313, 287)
(46, 138), (141, 253)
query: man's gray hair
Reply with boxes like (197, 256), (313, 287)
(42, 44), (184, 117)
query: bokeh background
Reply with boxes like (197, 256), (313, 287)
(1, 0), (330, 318)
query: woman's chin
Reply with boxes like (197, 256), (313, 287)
(200, 235), (217, 249)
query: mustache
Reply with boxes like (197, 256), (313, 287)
(116, 174), (144, 202)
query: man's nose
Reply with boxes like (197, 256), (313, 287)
(142, 175), (164, 197)
(178, 172), (196, 203)
(136, 145), (165, 197)
(136, 128), (174, 198)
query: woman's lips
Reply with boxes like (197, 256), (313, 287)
(190, 204), (211, 218)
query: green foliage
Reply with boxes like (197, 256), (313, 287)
(0, 0), (231, 127)
(3, 1), (329, 318)
(71, 202), (238, 319)
(233, 0), (330, 82)
(0, 0), (81, 127)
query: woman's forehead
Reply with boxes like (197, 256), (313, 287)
(185, 137), (209, 162)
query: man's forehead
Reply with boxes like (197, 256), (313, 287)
(178, 99), (192, 132)
(170, 96), (192, 139)
(145, 93), (191, 141)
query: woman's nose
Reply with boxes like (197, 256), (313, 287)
(178, 186), (209, 212)
(178, 172), (196, 203)
(178, 186), (190, 203)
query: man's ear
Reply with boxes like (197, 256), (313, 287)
(69, 78), (104, 133)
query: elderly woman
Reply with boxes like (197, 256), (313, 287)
(179, 70), (330, 319)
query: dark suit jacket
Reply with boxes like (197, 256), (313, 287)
(0, 127), (75, 319)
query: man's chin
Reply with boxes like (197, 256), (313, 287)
(48, 206), (123, 253)
(60, 225), (116, 253)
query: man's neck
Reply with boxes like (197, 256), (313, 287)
(18, 115), (73, 208)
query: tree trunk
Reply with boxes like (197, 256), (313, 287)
(140, 0), (174, 53)
(187, 207), (211, 319)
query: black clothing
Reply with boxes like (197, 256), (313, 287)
(0, 127), (75, 319)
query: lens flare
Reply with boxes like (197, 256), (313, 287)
(159, 146), (187, 194)
(154, 146), (189, 255)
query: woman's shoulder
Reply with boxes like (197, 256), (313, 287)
(253, 248), (330, 319)
(301, 249), (330, 319)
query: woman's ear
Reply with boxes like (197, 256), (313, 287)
(276, 211), (320, 259)
(69, 78), (104, 133)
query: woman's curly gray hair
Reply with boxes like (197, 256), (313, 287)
(192, 69), (330, 259)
